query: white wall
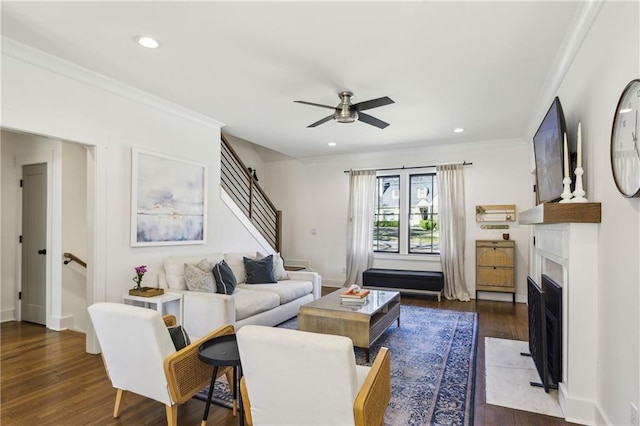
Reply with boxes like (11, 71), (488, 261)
(264, 139), (532, 302)
(554, 2), (639, 424)
(1, 39), (265, 340)
(61, 142), (87, 332)
(224, 134), (266, 180)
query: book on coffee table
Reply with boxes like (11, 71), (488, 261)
(340, 289), (370, 299)
(341, 296), (368, 304)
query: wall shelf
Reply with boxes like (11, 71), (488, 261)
(475, 204), (516, 222)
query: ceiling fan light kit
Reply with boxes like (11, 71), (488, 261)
(295, 91), (394, 129)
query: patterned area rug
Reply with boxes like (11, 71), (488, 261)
(199, 305), (478, 425)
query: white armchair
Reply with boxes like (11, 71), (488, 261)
(236, 325), (391, 426)
(88, 302), (234, 425)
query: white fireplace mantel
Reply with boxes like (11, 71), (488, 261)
(520, 204), (601, 425)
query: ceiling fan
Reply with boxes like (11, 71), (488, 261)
(294, 91), (394, 129)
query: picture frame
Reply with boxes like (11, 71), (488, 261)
(131, 149), (207, 246)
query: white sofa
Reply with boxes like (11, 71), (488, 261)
(158, 252), (321, 339)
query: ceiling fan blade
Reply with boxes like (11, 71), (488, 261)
(308, 114), (334, 128)
(351, 96), (394, 112)
(294, 100), (337, 110)
(358, 112), (390, 129)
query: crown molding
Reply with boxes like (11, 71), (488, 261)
(1, 37), (225, 130)
(524, 1), (604, 141)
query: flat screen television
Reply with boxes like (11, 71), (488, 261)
(533, 97), (568, 204)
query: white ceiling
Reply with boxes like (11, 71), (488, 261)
(1, 1), (583, 159)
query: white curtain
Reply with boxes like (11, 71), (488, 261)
(437, 164), (471, 301)
(344, 169), (377, 286)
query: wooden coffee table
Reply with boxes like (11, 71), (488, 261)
(298, 289), (400, 362)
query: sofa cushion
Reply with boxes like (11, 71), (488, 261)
(213, 260), (237, 295)
(237, 280), (313, 305)
(233, 288), (281, 321)
(224, 252), (258, 284)
(164, 254), (224, 290)
(184, 261), (215, 293)
(244, 255), (277, 284)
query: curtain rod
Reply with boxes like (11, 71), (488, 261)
(343, 161), (473, 174)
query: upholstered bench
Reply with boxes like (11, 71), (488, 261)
(363, 268), (444, 301)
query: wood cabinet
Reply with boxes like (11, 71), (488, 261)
(475, 240), (515, 302)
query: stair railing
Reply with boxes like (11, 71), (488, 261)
(221, 135), (282, 252)
(63, 252), (87, 268)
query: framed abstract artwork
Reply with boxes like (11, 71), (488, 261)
(131, 149), (207, 246)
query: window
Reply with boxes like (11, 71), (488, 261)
(373, 175), (400, 252)
(373, 171), (439, 255)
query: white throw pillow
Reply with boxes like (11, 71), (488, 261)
(184, 259), (215, 293)
(224, 252), (259, 284)
(163, 254), (224, 290)
(272, 252), (289, 280)
(257, 251), (289, 281)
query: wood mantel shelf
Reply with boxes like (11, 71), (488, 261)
(519, 202), (601, 224)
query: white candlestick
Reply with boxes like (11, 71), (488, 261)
(563, 132), (569, 178)
(571, 166), (587, 202)
(577, 122), (582, 168)
(560, 176), (573, 202)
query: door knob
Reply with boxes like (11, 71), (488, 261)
(38, 249), (47, 255)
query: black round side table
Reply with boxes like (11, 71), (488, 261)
(197, 334), (244, 426)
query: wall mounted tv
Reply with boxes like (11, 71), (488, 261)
(533, 97), (568, 205)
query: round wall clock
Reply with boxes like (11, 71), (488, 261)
(610, 79), (640, 197)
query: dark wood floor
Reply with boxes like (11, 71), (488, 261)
(1, 289), (576, 426)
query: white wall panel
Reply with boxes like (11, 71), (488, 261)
(555, 2), (639, 424)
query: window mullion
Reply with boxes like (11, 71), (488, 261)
(399, 172), (409, 255)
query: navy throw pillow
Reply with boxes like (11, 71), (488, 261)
(243, 255), (277, 284)
(167, 325), (191, 351)
(213, 260), (237, 295)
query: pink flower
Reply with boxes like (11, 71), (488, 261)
(132, 265), (147, 289)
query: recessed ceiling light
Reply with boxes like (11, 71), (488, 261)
(453, 128), (465, 133)
(134, 36), (160, 49)
(328, 142), (337, 147)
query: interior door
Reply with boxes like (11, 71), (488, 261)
(21, 163), (47, 325)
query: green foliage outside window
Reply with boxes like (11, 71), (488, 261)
(419, 219), (439, 231)
(374, 220), (399, 228)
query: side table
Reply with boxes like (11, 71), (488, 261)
(122, 292), (184, 325)
(198, 334), (243, 426)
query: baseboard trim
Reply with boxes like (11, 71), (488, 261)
(559, 382), (596, 425)
(475, 291), (526, 304)
(49, 315), (74, 331)
(1, 308), (16, 322)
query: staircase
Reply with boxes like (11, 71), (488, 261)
(221, 135), (281, 252)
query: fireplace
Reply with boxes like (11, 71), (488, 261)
(519, 202), (600, 424)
